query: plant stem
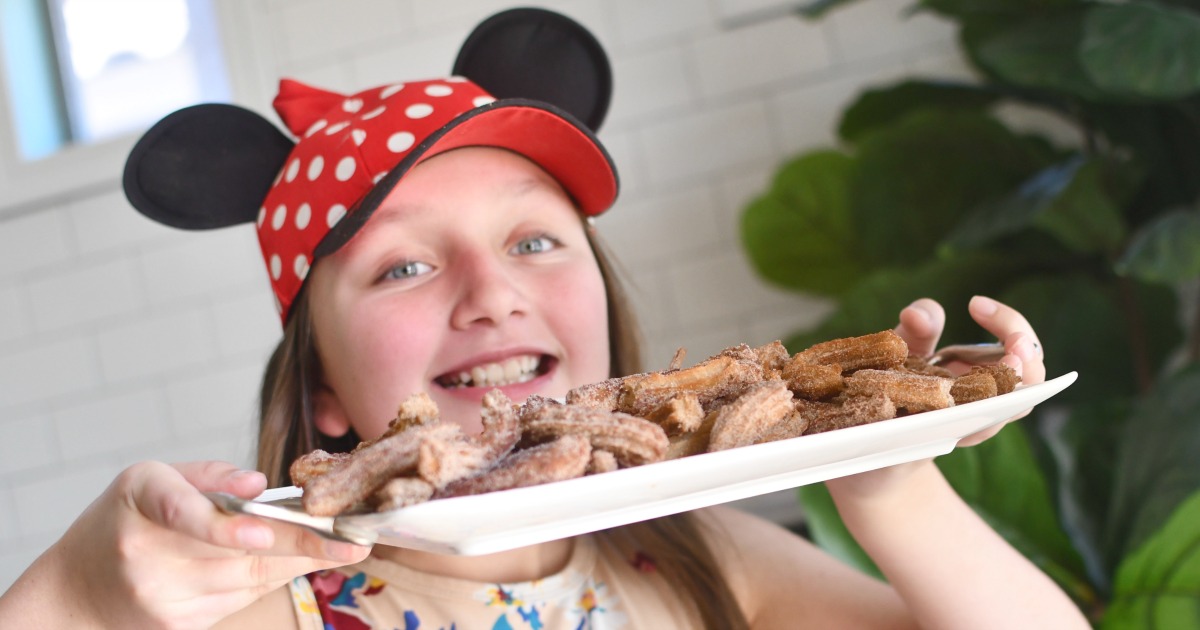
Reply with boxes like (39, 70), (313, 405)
(1117, 277), (1153, 394)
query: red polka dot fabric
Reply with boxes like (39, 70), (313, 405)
(256, 77), (616, 322)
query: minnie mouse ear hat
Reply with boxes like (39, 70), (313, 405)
(123, 8), (617, 322)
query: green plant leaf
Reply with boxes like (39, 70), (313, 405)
(937, 423), (1094, 607)
(796, 483), (883, 579)
(943, 155), (1128, 255)
(1116, 210), (1200, 285)
(919, 0), (1078, 20)
(838, 80), (1003, 144)
(998, 275), (1181, 406)
(1081, 3), (1200, 100)
(967, 9), (1106, 101)
(741, 150), (868, 297)
(1106, 365), (1200, 574)
(1035, 398), (1133, 596)
(1103, 489), (1200, 629)
(784, 251), (1020, 352)
(793, 0), (862, 19)
(849, 110), (1054, 267)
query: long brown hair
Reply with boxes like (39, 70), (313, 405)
(257, 227), (749, 629)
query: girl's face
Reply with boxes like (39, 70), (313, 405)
(307, 147), (611, 439)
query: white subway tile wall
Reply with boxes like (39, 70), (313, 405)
(0, 0), (973, 589)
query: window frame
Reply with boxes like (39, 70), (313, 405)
(0, 0), (274, 217)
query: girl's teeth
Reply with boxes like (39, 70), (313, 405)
(449, 355), (541, 388)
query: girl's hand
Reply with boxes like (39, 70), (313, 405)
(900, 295), (1045, 446)
(826, 295), (1046, 501)
(6, 460), (369, 630)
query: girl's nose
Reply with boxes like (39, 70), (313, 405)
(449, 252), (527, 329)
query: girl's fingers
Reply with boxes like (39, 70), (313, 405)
(125, 462), (275, 553)
(173, 461), (268, 498)
(969, 295), (1045, 385)
(894, 298), (945, 358)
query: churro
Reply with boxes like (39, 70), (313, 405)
(371, 477), (435, 511)
(618, 355), (762, 416)
(522, 405), (669, 467)
(302, 422), (461, 516)
(794, 330), (908, 373)
(951, 371), (998, 404)
(801, 393), (897, 435)
(845, 369), (954, 413)
(644, 393), (704, 436)
(437, 434), (592, 498)
(707, 380), (795, 452)
(289, 450), (349, 487)
(781, 359), (844, 401)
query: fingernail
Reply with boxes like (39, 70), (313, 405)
(238, 526), (272, 549)
(907, 301), (933, 324)
(971, 295), (998, 316)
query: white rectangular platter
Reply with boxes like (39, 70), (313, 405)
(239, 371), (1077, 556)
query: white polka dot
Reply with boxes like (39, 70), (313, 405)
(294, 254), (310, 280)
(335, 157), (356, 181)
(271, 205), (287, 230)
(257, 206), (266, 228)
(325, 121), (350, 135)
(446, 76), (467, 83)
(307, 155), (324, 180)
(270, 254), (282, 280)
(295, 203), (311, 229)
(374, 172), (387, 183)
(387, 131), (415, 153)
(405, 103), (433, 119)
(361, 106), (386, 120)
(351, 129), (367, 146)
(425, 84), (453, 97)
(285, 159), (300, 182)
(380, 84), (404, 99)
(327, 204), (347, 227)
(343, 98), (363, 113)
(305, 119), (327, 137)
(472, 96), (496, 107)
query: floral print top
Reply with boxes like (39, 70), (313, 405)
(288, 535), (698, 629)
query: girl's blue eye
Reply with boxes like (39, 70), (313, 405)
(511, 235), (558, 255)
(384, 260), (432, 281)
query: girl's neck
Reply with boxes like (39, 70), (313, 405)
(370, 537), (576, 583)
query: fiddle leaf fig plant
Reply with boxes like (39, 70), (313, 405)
(741, 0), (1200, 625)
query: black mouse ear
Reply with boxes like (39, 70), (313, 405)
(123, 103), (295, 230)
(452, 7), (612, 131)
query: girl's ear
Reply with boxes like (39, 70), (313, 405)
(452, 7), (612, 131)
(312, 384), (352, 438)
(123, 103), (295, 229)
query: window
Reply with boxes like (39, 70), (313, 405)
(1, 0), (230, 161)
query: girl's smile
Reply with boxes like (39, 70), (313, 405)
(306, 146), (612, 440)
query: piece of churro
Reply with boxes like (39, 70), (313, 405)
(707, 380), (795, 452)
(417, 435), (493, 490)
(476, 389), (521, 461)
(437, 434), (591, 498)
(618, 355), (762, 416)
(301, 422), (460, 516)
(587, 449), (619, 474)
(802, 393), (897, 435)
(564, 377), (623, 411)
(950, 371), (998, 404)
(972, 363), (1020, 394)
(523, 405), (669, 467)
(667, 347), (687, 371)
(845, 369), (954, 413)
(781, 359), (844, 400)
(289, 450), (350, 487)
(371, 477), (435, 511)
(644, 393), (704, 436)
(902, 356), (954, 379)
(795, 330), (908, 373)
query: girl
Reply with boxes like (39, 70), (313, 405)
(0, 9), (1086, 630)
